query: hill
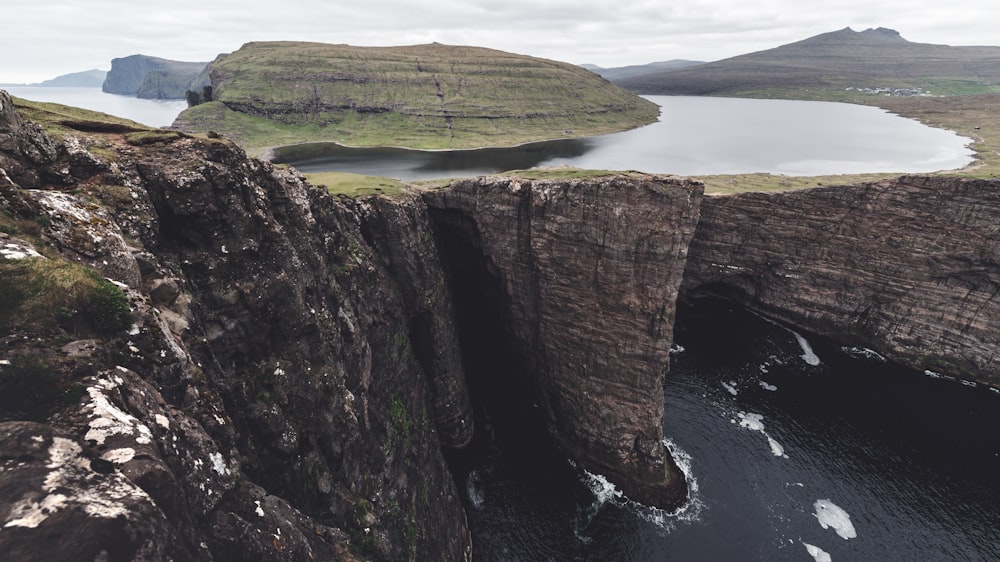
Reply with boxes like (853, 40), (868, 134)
(172, 41), (660, 155)
(103, 54), (208, 100)
(581, 60), (705, 81)
(617, 27), (1000, 97)
(31, 69), (107, 87)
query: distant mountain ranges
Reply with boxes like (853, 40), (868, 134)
(603, 27), (1000, 97)
(11, 26), (1000, 109)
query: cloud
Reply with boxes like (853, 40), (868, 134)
(1, 0), (997, 83)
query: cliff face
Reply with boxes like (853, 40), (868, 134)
(1, 90), (471, 561)
(682, 177), (1000, 386)
(102, 55), (207, 100)
(423, 175), (701, 507)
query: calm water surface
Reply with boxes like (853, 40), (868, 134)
(2, 86), (186, 128)
(451, 298), (1000, 561)
(275, 96), (974, 179)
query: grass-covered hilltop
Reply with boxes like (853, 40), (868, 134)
(172, 41), (660, 156)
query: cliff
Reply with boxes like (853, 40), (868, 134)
(682, 177), (1000, 387)
(0, 92), (696, 560)
(103, 55), (208, 100)
(423, 175), (699, 506)
(1, 90), (471, 561)
(3, 89), (998, 561)
(172, 41), (660, 154)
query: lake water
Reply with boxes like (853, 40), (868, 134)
(274, 96), (975, 179)
(1, 86), (186, 128)
(451, 297), (1000, 561)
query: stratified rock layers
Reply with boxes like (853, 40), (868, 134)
(682, 176), (1000, 386)
(425, 175), (702, 507)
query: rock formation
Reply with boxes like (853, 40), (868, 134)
(423, 175), (700, 506)
(2, 88), (998, 561)
(0, 91), (695, 560)
(682, 177), (1000, 387)
(102, 55), (208, 100)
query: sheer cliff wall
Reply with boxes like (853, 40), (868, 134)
(682, 177), (1000, 387)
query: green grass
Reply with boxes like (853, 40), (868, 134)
(305, 171), (409, 197)
(174, 41), (659, 155)
(0, 258), (132, 338)
(11, 96), (147, 138)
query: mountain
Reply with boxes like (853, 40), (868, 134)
(102, 54), (208, 99)
(30, 69), (107, 87)
(172, 41), (660, 154)
(617, 27), (1000, 96)
(582, 59), (705, 81)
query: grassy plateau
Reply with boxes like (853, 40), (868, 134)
(173, 41), (660, 157)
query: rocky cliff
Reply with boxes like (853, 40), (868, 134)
(423, 175), (700, 507)
(681, 177), (1000, 387)
(3, 89), (998, 561)
(103, 55), (207, 100)
(0, 92), (697, 560)
(1, 90), (471, 561)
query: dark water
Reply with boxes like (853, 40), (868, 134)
(273, 96), (974, 179)
(448, 297), (1000, 561)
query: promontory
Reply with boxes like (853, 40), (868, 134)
(171, 41), (660, 156)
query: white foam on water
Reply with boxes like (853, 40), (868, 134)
(841, 346), (886, 362)
(754, 312), (821, 365)
(802, 541), (833, 562)
(813, 499), (857, 539)
(736, 412), (788, 458)
(737, 411), (765, 431)
(722, 381), (738, 396)
(759, 381), (778, 391)
(465, 469), (485, 510)
(767, 436), (786, 457)
(791, 330), (822, 366)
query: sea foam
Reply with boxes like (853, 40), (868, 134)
(802, 541), (833, 562)
(813, 499), (857, 539)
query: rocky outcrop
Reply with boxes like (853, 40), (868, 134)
(682, 177), (1000, 387)
(423, 175), (702, 508)
(102, 55), (207, 99)
(1, 96), (471, 560)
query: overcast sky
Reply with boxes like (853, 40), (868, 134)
(2, 0), (997, 83)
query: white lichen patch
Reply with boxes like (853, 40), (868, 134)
(1, 240), (45, 260)
(3, 437), (153, 529)
(255, 500), (265, 517)
(101, 447), (137, 464)
(83, 376), (154, 446)
(154, 414), (170, 429)
(209, 452), (231, 476)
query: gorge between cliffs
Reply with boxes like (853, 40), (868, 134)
(1, 90), (998, 561)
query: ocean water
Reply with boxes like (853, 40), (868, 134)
(449, 297), (1000, 561)
(274, 96), (975, 179)
(2, 86), (186, 128)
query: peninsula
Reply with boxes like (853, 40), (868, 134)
(171, 41), (660, 156)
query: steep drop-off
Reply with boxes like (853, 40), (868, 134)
(0, 92), (695, 560)
(423, 175), (700, 507)
(1, 91), (471, 561)
(682, 177), (1000, 387)
(103, 55), (208, 100)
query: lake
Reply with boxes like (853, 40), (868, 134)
(274, 96), (975, 179)
(1, 86), (187, 128)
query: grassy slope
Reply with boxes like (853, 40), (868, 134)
(619, 28), (1000, 98)
(173, 41), (660, 156)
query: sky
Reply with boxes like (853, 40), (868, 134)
(2, 0), (997, 83)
